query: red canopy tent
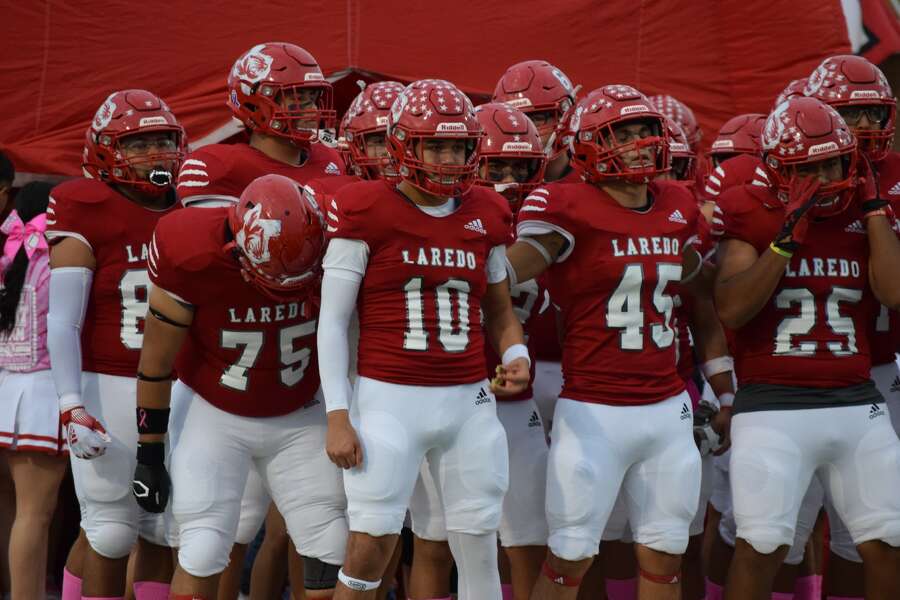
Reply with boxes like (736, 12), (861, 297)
(1, 1), (853, 183)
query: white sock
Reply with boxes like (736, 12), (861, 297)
(447, 531), (501, 600)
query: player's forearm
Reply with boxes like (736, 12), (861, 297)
(483, 283), (526, 357)
(688, 292), (728, 364)
(867, 215), (900, 310)
(715, 250), (788, 329)
(317, 272), (359, 413)
(47, 267), (92, 411)
(505, 239), (551, 285)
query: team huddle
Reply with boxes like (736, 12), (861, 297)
(34, 40), (900, 600)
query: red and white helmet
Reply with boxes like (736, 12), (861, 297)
(804, 55), (896, 161)
(492, 60), (577, 159)
(386, 79), (482, 197)
(570, 85), (670, 184)
(774, 77), (808, 109)
(227, 43), (335, 146)
(227, 174), (325, 301)
(649, 94), (702, 148)
(473, 102), (547, 210)
(666, 118), (696, 181)
(340, 80), (406, 179)
(762, 97), (858, 217)
(707, 113), (766, 167)
(83, 89), (185, 196)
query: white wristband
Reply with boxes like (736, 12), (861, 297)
(702, 356), (734, 379)
(58, 392), (83, 413)
(718, 393), (735, 408)
(502, 343), (531, 368)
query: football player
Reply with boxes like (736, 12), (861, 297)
(406, 102), (550, 600)
(319, 79), (529, 599)
(714, 96), (900, 599)
(131, 174), (347, 600)
(505, 85), (709, 600)
(340, 80), (407, 180)
(46, 90), (184, 600)
(175, 42), (342, 599)
(177, 42), (343, 209)
(800, 53), (899, 600)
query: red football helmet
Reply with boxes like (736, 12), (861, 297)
(774, 77), (808, 109)
(761, 97), (858, 217)
(83, 90), (185, 196)
(386, 79), (482, 197)
(492, 60), (577, 159)
(473, 102), (546, 210)
(570, 85), (670, 184)
(666, 118), (696, 181)
(340, 80), (406, 179)
(227, 174), (325, 301)
(804, 55), (896, 162)
(707, 113), (766, 167)
(227, 43), (336, 146)
(649, 94), (702, 148)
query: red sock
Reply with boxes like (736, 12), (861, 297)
(605, 577), (637, 599)
(826, 596), (864, 600)
(81, 596), (124, 600)
(501, 583), (514, 600)
(705, 578), (724, 600)
(61, 568), (82, 600)
(134, 581), (170, 600)
(770, 592), (794, 599)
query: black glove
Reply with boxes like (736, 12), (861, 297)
(133, 442), (171, 513)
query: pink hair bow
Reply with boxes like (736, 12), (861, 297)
(1, 210), (49, 265)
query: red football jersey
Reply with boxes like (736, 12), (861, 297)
(176, 142), (345, 205)
(329, 180), (512, 386)
(149, 208), (320, 418)
(517, 180), (700, 406)
(716, 184), (879, 388)
(46, 179), (179, 377)
(870, 153), (900, 365)
(704, 153), (768, 211)
(527, 278), (562, 362)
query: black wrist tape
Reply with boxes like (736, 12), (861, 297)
(137, 407), (170, 435)
(137, 371), (172, 382)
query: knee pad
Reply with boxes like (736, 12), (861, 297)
(547, 531), (597, 562)
(85, 521), (138, 559)
(178, 528), (233, 578)
(303, 557), (341, 590)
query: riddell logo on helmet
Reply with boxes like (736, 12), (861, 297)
(139, 116), (168, 127)
(712, 139), (734, 150)
(504, 98), (533, 109)
(436, 122), (467, 134)
(807, 142), (839, 156)
(502, 141), (535, 152)
(376, 116), (389, 126)
(849, 90), (880, 100)
(620, 105), (649, 115)
(304, 72), (324, 81)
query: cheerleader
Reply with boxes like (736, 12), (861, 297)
(0, 181), (67, 600)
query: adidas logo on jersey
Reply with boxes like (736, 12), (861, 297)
(464, 218), (487, 235)
(844, 220), (866, 234)
(680, 403), (691, 420)
(475, 387), (491, 406)
(325, 162), (340, 175)
(869, 403), (885, 420)
(669, 210), (687, 224)
(889, 182), (900, 196)
(891, 376), (900, 393)
(528, 411), (542, 428)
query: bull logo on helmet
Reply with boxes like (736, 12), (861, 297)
(233, 44), (274, 84)
(390, 88), (411, 125)
(235, 203), (282, 265)
(552, 68), (573, 92)
(93, 94), (117, 132)
(762, 102), (789, 151)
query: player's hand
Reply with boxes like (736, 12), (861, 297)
(326, 410), (363, 469)
(61, 406), (111, 459)
(776, 175), (821, 247)
(855, 156), (890, 218)
(133, 442), (171, 513)
(490, 357), (530, 397)
(711, 406), (732, 455)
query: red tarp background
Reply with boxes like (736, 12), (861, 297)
(1, 1), (853, 181)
